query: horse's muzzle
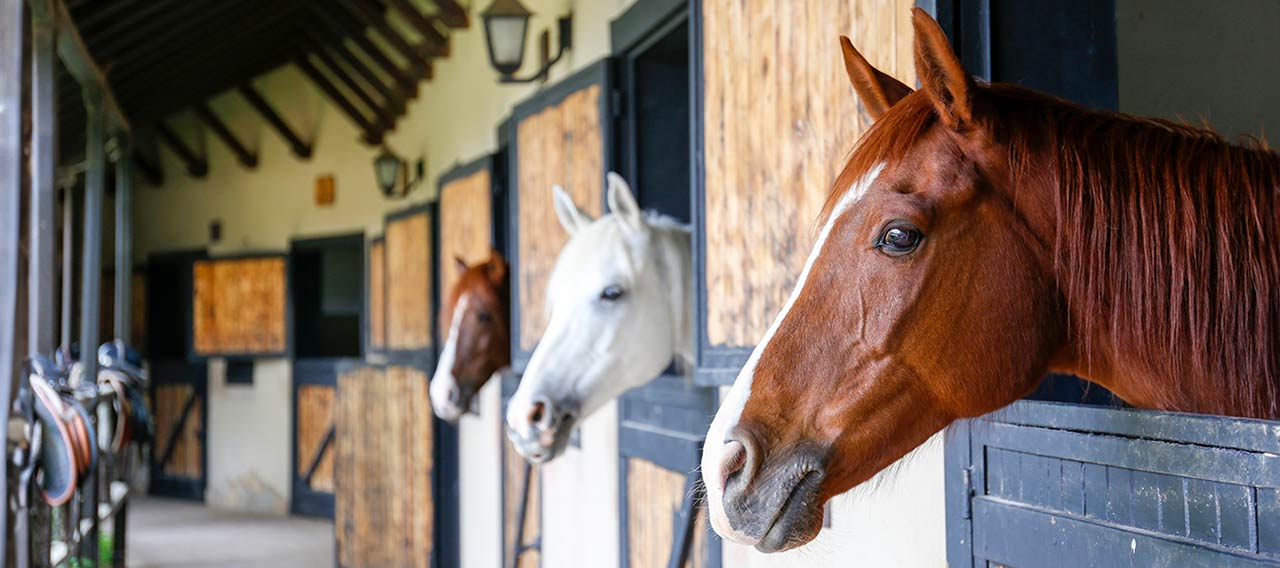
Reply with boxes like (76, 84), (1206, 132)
(505, 395), (577, 464)
(719, 428), (827, 552)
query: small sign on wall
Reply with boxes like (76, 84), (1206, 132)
(315, 175), (336, 206)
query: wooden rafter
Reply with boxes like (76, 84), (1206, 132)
(237, 84), (312, 159)
(431, 0), (469, 29)
(155, 122), (208, 178)
(342, 0), (436, 68)
(385, 0), (448, 56)
(321, 3), (429, 89)
(95, 0), (261, 62)
(295, 56), (382, 145)
(193, 103), (258, 169)
(306, 39), (397, 130)
(133, 151), (164, 187)
(305, 28), (408, 117)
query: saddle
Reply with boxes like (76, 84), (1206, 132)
(96, 341), (153, 449)
(24, 355), (98, 507)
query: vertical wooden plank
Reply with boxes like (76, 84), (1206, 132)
(1131, 471), (1161, 533)
(1258, 487), (1280, 557)
(701, 0), (916, 346)
(515, 85), (604, 350)
(439, 168), (494, 293)
(1082, 463), (1107, 521)
(369, 240), (386, 351)
(386, 213), (433, 350)
(1216, 483), (1252, 551)
(296, 385), (335, 492)
(1186, 478), (1219, 544)
(626, 458), (694, 568)
(1158, 475), (1188, 537)
(1105, 466), (1133, 525)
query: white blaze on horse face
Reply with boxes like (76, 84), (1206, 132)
(702, 163), (885, 540)
(430, 294), (469, 422)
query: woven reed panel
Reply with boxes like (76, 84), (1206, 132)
(153, 383), (202, 477)
(503, 437), (541, 568)
(386, 212), (434, 351)
(368, 239), (387, 351)
(626, 458), (706, 568)
(702, 0), (916, 346)
(336, 365), (433, 567)
(296, 384), (335, 492)
(516, 85), (604, 350)
(440, 168), (494, 294)
(192, 257), (287, 354)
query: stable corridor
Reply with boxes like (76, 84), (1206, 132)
(126, 499), (333, 568)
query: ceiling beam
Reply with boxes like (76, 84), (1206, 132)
(154, 122), (208, 178)
(385, 0), (448, 56)
(237, 84), (312, 159)
(50, 0), (131, 132)
(94, 0), (259, 63)
(133, 151), (164, 186)
(431, 0), (469, 29)
(295, 56), (382, 145)
(340, 0), (436, 68)
(305, 27), (408, 116)
(193, 102), (258, 169)
(319, 3), (427, 91)
(306, 39), (397, 130)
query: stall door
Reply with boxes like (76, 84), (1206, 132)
(502, 374), (541, 568)
(149, 360), (208, 500)
(146, 250), (208, 500)
(618, 378), (720, 568)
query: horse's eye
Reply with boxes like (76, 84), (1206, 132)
(877, 223), (923, 256)
(599, 285), (625, 301)
(476, 311), (492, 323)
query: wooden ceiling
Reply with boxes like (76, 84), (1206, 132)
(53, 0), (467, 183)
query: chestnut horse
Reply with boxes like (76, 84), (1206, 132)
(702, 8), (1280, 553)
(429, 251), (511, 422)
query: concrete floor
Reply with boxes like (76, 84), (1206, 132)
(126, 498), (333, 568)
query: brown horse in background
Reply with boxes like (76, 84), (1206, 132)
(701, 8), (1280, 553)
(430, 250), (511, 422)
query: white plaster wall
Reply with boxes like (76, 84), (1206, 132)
(203, 357), (293, 514)
(460, 378), (503, 568)
(537, 400), (621, 568)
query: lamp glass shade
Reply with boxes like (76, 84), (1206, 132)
(482, 0), (532, 76)
(374, 150), (402, 196)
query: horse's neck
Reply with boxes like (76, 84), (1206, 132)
(650, 224), (694, 374)
(1034, 116), (1280, 419)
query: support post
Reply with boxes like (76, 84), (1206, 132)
(113, 137), (133, 342)
(0, 0), (25, 560)
(79, 84), (106, 565)
(61, 184), (75, 351)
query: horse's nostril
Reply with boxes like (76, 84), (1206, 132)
(528, 401), (545, 424)
(447, 385), (460, 404)
(721, 427), (761, 493)
(720, 440), (748, 487)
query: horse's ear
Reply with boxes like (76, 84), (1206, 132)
(552, 185), (592, 236)
(454, 255), (468, 274)
(485, 250), (508, 284)
(840, 36), (912, 120)
(606, 172), (644, 234)
(912, 7), (973, 128)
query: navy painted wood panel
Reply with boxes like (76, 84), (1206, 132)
(947, 401), (1280, 567)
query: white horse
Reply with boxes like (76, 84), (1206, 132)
(505, 173), (692, 463)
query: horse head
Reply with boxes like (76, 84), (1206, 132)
(506, 173), (692, 463)
(430, 250), (511, 422)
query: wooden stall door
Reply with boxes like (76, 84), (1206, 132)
(502, 374), (541, 568)
(291, 359), (347, 518)
(336, 365), (435, 568)
(367, 237), (386, 355)
(618, 378), (719, 568)
(439, 161), (494, 291)
(192, 255), (288, 356)
(509, 60), (611, 367)
(149, 360), (207, 500)
(947, 402), (1280, 567)
(384, 205), (436, 368)
(696, 0), (917, 381)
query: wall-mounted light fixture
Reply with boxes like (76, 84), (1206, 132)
(373, 147), (424, 199)
(481, 0), (572, 84)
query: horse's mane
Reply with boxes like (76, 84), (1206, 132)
(824, 84), (1280, 419)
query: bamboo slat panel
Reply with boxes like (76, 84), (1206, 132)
(516, 85), (604, 350)
(440, 169), (494, 293)
(192, 257), (287, 354)
(386, 213), (433, 351)
(626, 458), (706, 568)
(153, 383), (202, 478)
(702, 0), (917, 346)
(369, 240), (387, 351)
(296, 385), (335, 492)
(336, 365), (433, 567)
(503, 438), (540, 568)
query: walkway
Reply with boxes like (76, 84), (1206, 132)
(126, 498), (333, 567)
